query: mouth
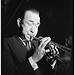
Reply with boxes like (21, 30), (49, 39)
(27, 32), (35, 37)
(26, 33), (32, 40)
(27, 33), (35, 40)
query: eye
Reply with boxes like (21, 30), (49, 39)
(35, 24), (39, 28)
(35, 23), (40, 27)
(26, 21), (32, 26)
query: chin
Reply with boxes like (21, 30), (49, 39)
(26, 37), (30, 41)
(25, 35), (29, 41)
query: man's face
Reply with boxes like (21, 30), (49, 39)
(22, 11), (40, 41)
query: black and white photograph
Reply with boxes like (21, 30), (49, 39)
(1, 0), (74, 75)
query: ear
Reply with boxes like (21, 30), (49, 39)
(17, 18), (21, 27)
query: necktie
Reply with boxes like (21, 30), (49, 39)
(26, 41), (31, 50)
(19, 37), (31, 50)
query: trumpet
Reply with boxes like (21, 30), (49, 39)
(33, 36), (72, 63)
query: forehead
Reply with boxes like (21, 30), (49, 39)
(23, 11), (40, 23)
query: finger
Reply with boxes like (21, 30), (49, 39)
(42, 50), (46, 55)
(55, 46), (59, 54)
(45, 49), (50, 53)
(41, 37), (51, 48)
(50, 45), (54, 49)
(38, 49), (46, 56)
(36, 48), (45, 55)
(51, 60), (57, 69)
(52, 49), (56, 54)
(39, 37), (48, 48)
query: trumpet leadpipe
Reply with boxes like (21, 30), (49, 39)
(49, 41), (71, 50)
(48, 41), (71, 55)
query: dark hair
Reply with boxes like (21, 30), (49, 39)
(20, 8), (39, 24)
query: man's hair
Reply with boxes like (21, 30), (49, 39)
(20, 8), (39, 23)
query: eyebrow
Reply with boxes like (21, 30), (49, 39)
(29, 20), (34, 23)
(29, 20), (40, 25)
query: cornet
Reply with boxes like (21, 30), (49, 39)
(33, 36), (72, 63)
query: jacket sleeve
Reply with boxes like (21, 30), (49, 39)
(16, 59), (42, 75)
(2, 39), (42, 75)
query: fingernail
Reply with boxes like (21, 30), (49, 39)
(45, 49), (50, 52)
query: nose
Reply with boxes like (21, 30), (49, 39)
(30, 26), (35, 33)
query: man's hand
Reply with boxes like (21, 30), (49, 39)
(50, 45), (59, 56)
(32, 37), (51, 63)
(45, 45), (59, 69)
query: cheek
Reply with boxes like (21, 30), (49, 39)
(21, 25), (26, 36)
(22, 26), (30, 32)
(34, 28), (38, 34)
(22, 26), (27, 35)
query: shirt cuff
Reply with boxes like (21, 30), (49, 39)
(28, 57), (38, 71)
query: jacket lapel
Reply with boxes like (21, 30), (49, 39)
(12, 36), (29, 62)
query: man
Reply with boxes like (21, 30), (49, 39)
(2, 8), (57, 75)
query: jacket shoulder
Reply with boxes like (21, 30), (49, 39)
(4, 36), (17, 42)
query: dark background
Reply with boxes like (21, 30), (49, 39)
(1, 0), (74, 75)
(2, 0), (73, 45)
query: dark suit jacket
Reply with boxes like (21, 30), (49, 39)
(2, 36), (54, 75)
